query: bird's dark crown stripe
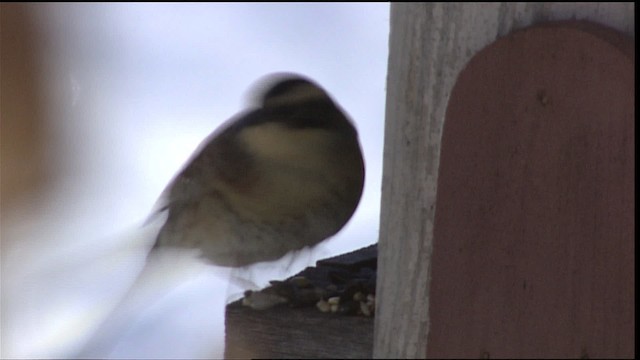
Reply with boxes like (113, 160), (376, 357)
(224, 103), (357, 134)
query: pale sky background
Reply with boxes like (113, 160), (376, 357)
(1, 3), (390, 358)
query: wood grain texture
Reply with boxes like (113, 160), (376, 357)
(375, 3), (634, 358)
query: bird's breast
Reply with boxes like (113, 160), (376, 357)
(228, 122), (362, 221)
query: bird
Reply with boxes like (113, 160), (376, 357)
(73, 73), (365, 357)
(152, 72), (365, 267)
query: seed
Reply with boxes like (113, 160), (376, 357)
(316, 299), (331, 313)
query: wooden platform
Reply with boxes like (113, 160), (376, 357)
(224, 245), (377, 358)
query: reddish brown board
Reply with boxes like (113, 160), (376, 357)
(428, 21), (634, 358)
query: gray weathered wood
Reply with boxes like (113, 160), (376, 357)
(374, 3), (634, 358)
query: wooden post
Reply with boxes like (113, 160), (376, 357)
(375, 3), (634, 358)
